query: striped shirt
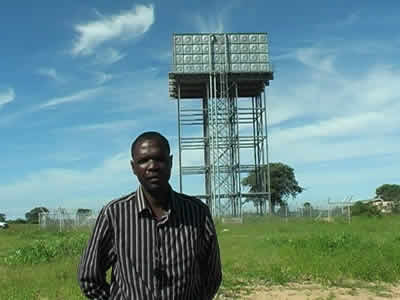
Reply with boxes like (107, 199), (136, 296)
(78, 185), (222, 300)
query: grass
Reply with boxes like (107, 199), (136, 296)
(1, 216), (400, 299)
(217, 216), (400, 297)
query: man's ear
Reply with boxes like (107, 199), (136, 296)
(130, 160), (136, 175)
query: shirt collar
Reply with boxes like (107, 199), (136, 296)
(136, 185), (149, 215)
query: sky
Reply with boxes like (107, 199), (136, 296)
(1, 0), (399, 219)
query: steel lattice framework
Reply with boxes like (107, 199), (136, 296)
(169, 33), (274, 217)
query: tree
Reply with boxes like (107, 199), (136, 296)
(303, 202), (312, 217)
(242, 162), (303, 214)
(0, 213), (5, 222)
(276, 201), (289, 217)
(8, 218), (27, 224)
(393, 202), (400, 214)
(376, 184), (400, 202)
(76, 208), (92, 216)
(351, 201), (381, 217)
(25, 207), (49, 224)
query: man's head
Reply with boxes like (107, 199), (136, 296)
(130, 132), (172, 194)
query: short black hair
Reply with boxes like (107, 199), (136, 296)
(131, 131), (170, 159)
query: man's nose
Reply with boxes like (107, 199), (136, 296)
(148, 159), (160, 169)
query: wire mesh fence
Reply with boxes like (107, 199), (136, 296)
(241, 199), (353, 223)
(39, 208), (100, 231)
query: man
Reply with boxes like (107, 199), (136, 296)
(78, 131), (222, 300)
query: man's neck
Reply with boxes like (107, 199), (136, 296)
(142, 186), (170, 219)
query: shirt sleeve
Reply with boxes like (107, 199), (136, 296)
(78, 207), (116, 299)
(199, 208), (222, 300)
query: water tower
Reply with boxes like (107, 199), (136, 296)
(168, 33), (273, 217)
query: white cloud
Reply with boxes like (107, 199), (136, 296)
(37, 68), (65, 83)
(38, 87), (103, 109)
(194, 14), (224, 33)
(272, 111), (391, 144)
(192, 1), (240, 33)
(264, 45), (400, 169)
(94, 48), (126, 64)
(0, 148), (190, 218)
(295, 47), (336, 73)
(0, 152), (135, 216)
(72, 4), (154, 55)
(268, 46), (400, 126)
(94, 71), (113, 85)
(0, 88), (15, 107)
(271, 135), (400, 165)
(74, 119), (137, 131)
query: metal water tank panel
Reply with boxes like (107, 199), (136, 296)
(176, 45), (183, 54)
(194, 64), (203, 73)
(184, 65), (194, 73)
(183, 35), (193, 44)
(214, 54), (223, 63)
(259, 54), (268, 62)
(241, 54), (249, 63)
(259, 64), (268, 71)
(250, 44), (259, 52)
(214, 64), (222, 72)
(202, 35), (210, 44)
(241, 64), (250, 72)
(176, 55), (184, 64)
(230, 44), (240, 53)
(184, 55), (193, 64)
(231, 54), (240, 63)
(259, 34), (267, 42)
(193, 55), (202, 64)
(229, 34), (240, 43)
(175, 35), (183, 44)
(193, 35), (202, 44)
(259, 44), (267, 53)
(215, 35), (224, 44)
(231, 64), (240, 72)
(183, 45), (192, 54)
(249, 34), (259, 43)
(240, 44), (250, 53)
(240, 34), (250, 43)
(193, 45), (202, 54)
(250, 54), (259, 63)
(251, 64), (259, 72)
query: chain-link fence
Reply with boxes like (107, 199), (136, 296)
(271, 201), (352, 223)
(39, 208), (100, 231)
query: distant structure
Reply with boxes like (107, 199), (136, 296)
(362, 196), (394, 214)
(168, 33), (274, 217)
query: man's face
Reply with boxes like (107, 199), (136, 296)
(131, 138), (172, 193)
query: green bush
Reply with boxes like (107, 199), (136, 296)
(3, 232), (88, 265)
(351, 201), (381, 217)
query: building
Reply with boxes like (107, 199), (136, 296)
(362, 196), (394, 213)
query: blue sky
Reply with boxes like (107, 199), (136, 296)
(1, 1), (399, 219)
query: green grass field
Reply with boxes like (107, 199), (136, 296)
(1, 216), (399, 299)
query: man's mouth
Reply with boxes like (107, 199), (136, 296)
(147, 176), (161, 182)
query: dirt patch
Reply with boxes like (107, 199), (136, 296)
(238, 283), (400, 300)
